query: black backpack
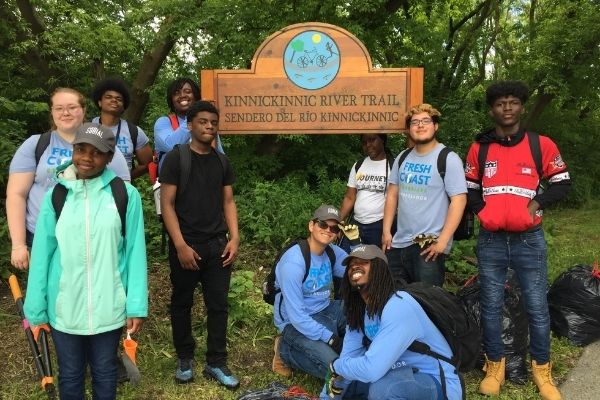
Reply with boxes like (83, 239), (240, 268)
(402, 282), (480, 400)
(262, 239), (336, 310)
(51, 177), (128, 238)
(396, 146), (474, 241)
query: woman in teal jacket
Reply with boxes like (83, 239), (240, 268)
(24, 123), (148, 400)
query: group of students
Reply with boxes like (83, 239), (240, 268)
(6, 78), (571, 400)
(7, 77), (238, 398)
(272, 81), (571, 400)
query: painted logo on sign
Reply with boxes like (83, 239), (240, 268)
(283, 30), (340, 90)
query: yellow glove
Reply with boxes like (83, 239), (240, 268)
(339, 224), (361, 245)
(412, 233), (438, 249)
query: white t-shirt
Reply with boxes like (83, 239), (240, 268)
(347, 157), (390, 224)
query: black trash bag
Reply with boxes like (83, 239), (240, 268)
(548, 264), (600, 346)
(458, 271), (529, 384)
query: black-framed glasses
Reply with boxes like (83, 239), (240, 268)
(314, 219), (341, 234)
(409, 118), (433, 126)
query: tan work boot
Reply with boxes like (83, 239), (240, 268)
(479, 356), (505, 395)
(531, 360), (561, 400)
(272, 336), (292, 377)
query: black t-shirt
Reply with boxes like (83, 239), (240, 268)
(160, 147), (235, 242)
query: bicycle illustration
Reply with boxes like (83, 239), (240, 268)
(296, 48), (328, 68)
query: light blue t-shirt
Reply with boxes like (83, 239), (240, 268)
(9, 131), (131, 233)
(389, 143), (467, 252)
(330, 292), (462, 400)
(91, 117), (150, 170)
(273, 243), (347, 342)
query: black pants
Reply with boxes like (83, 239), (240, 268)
(168, 235), (231, 366)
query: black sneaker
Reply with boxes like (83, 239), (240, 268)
(203, 364), (240, 390)
(175, 358), (194, 384)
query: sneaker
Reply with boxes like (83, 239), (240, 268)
(203, 364), (240, 390)
(175, 358), (194, 384)
(272, 336), (292, 377)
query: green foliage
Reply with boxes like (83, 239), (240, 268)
(235, 176), (346, 248)
(227, 270), (271, 329)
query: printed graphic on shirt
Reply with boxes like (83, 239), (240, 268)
(355, 171), (387, 193)
(44, 146), (72, 184)
(304, 261), (333, 297)
(364, 319), (380, 340)
(484, 160), (497, 178)
(399, 161), (433, 201)
(551, 154), (565, 170)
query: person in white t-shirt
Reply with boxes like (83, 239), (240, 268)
(339, 134), (393, 251)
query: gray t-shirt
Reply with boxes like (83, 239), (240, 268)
(91, 117), (150, 169)
(9, 131), (131, 233)
(388, 143), (467, 252)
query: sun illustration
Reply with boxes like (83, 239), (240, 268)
(312, 34), (321, 44)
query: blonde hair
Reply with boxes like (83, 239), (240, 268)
(49, 87), (86, 130)
(405, 103), (441, 125)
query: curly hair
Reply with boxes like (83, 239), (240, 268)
(485, 80), (529, 106)
(186, 100), (219, 121)
(166, 77), (200, 112)
(341, 257), (396, 332)
(90, 77), (131, 110)
(405, 103), (442, 126)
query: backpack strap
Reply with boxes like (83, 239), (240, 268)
(176, 144), (192, 198)
(527, 131), (543, 178)
(51, 183), (68, 220)
(35, 131), (52, 166)
(477, 143), (490, 180)
(437, 146), (452, 180)
(52, 177), (128, 238)
(297, 239), (311, 282)
(408, 340), (454, 400)
(396, 147), (414, 173)
(168, 113), (180, 130)
(353, 157), (367, 174)
(126, 120), (139, 153)
(109, 177), (128, 238)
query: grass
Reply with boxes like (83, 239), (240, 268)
(0, 200), (599, 399)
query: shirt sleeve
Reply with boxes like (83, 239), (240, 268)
(9, 135), (38, 173)
(153, 116), (191, 155)
(135, 126), (150, 149)
(444, 151), (468, 197)
(333, 297), (422, 382)
(277, 249), (334, 342)
(347, 163), (358, 188)
(158, 148), (181, 185)
(388, 153), (402, 186)
(123, 186), (148, 318)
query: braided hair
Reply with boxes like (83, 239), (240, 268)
(341, 257), (396, 332)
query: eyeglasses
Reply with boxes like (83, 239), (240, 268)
(314, 219), (341, 234)
(52, 105), (82, 115)
(409, 118), (433, 126)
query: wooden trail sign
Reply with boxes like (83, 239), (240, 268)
(201, 22), (423, 134)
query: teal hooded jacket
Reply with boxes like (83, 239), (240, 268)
(24, 163), (148, 335)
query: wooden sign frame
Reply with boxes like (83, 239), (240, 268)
(201, 22), (423, 134)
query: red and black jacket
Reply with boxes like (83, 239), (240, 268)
(465, 129), (571, 232)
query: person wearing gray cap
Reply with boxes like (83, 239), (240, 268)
(24, 122), (148, 400)
(320, 244), (461, 400)
(272, 204), (356, 380)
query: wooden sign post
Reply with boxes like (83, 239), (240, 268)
(201, 22), (423, 134)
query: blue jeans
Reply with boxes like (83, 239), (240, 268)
(51, 327), (122, 400)
(386, 244), (446, 286)
(477, 227), (550, 363)
(321, 366), (442, 399)
(279, 300), (346, 379)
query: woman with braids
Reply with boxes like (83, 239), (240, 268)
(321, 245), (462, 400)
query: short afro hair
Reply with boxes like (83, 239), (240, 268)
(186, 100), (219, 121)
(91, 77), (131, 110)
(486, 80), (529, 106)
(166, 77), (200, 112)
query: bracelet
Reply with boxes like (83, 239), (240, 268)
(11, 245), (27, 251)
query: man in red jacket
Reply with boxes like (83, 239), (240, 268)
(465, 81), (570, 400)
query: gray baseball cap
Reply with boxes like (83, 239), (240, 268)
(72, 122), (116, 153)
(312, 204), (341, 223)
(342, 244), (388, 266)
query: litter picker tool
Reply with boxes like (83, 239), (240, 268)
(9, 274), (56, 399)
